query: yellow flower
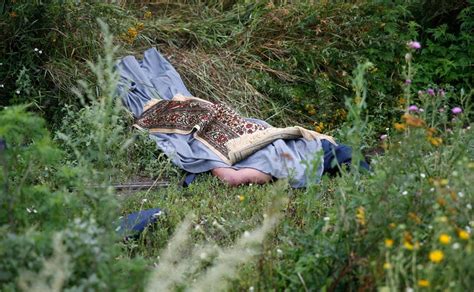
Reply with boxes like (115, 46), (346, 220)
(428, 136), (443, 147)
(314, 122), (324, 133)
(439, 234), (451, 245)
(402, 113), (425, 128)
(408, 212), (421, 224)
(389, 223), (397, 229)
(394, 122), (406, 131)
(238, 195), (245, 202)
(144, 11), (152, 19)
(458, 230), (470, 240)
(429, 250), (444, 263)
(136, 22), (145, 31)
(418, 279), (430, 287)
(403, 240), (414, 250)
(383, 262), (392, 270)
(385, 239), (394, 248)
(356, 206), (366, 226)
(127, 27), (138, 39)
(440, 179), (449, 186)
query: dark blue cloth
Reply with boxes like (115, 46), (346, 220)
(117, 208), (162, 238)
(321, 140), (370, 175)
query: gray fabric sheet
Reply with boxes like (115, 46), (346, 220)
(116, 47), (323, 188)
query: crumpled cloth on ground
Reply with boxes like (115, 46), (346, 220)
(116, 47), (325, 188)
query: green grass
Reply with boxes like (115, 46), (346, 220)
(1, 0), (473, 291)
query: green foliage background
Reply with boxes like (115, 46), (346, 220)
(0, 0), (472, 291)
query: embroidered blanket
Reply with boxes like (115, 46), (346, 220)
(135, 96), (336, 165)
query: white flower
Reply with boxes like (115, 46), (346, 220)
(452, 243), (460, 250)
(33, 208), (37, 213)
(323, 217), (330, 222)
(420, 173), (426, 178)
(406, 287), (414, 292)
(428, 225), (433, 229)
(39, 50), (43, 54)
(467, 204), (472, 210)
(458, 192), (464, 198)
(402, 191), (408, 196)
(15, 90), (20, 94)
(276, 248), (283, 254)
(199, 252), (207, 260)
(26, 208), (31, 213)
(141, 198), (147, 203)
(249, 286), (255, 292)
(194, 224), (201, 231)
(34, 48), (39, 52)
(243, 231), (250, 238)
(0, 84), (4, 88)
(430, 188), (435, 192)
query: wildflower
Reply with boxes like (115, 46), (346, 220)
(323, 216), (330, 222)
(39, 50), (42, 54)
(429, 250), (444, 263)
(402, 113), (425, 127)
(34, 48), (39, 52)
(144, 11), (152, 19)
(141, 198), (148, 203)
(15, 90), (20, 94)
(136, 22), (145, 31)
(405, 53), (412, 62)
(238, 195), (245, 202)
(452, 243), (460, 250)
(438, 89), (445, 97)
(418, 279), (430, 287)
(276, 248), (283, 254)
(405, 79), (412, 85)
(0, 84), (4, 88)
(356, 206), (366, 226)
(404, 240), (415, 250)
(9, 11), (18, 18)
(314, 122), (324, 133)
(383, 262), (392, 270)
(420, 173), (426, 178)
(402, 191), (408, 196)
(389, 223), (397, 229)
(440, 179), (449, 186)
(380, 134), (388, 140)
(127, 27), (138, 39)
(451, 107), (462, 115)
(408, 105), (419, 112)
(458, 230), (469, 240)
(426, 88), (435, 96)
(439, 234), (451, 245)
(407, 41), (421, 49)
(408, 212), (421, 224)
(428, 137), (442, 147)
(394, 123), (406, 131)
(385, 238), (394, 248)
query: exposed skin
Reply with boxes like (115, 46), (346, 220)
(211, 167), (272, 187)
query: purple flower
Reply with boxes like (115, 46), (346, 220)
(380, 134), (388, 141)
(451, 107), (462, 115)
(427, 88), (435, 96)
(407, 41), (421, 50)
(408, 105), (419, 112)
(405, 79), (412, 85)
(438, 89), (445, 97)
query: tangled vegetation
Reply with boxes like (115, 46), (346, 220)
(0, 0), (472, 291)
